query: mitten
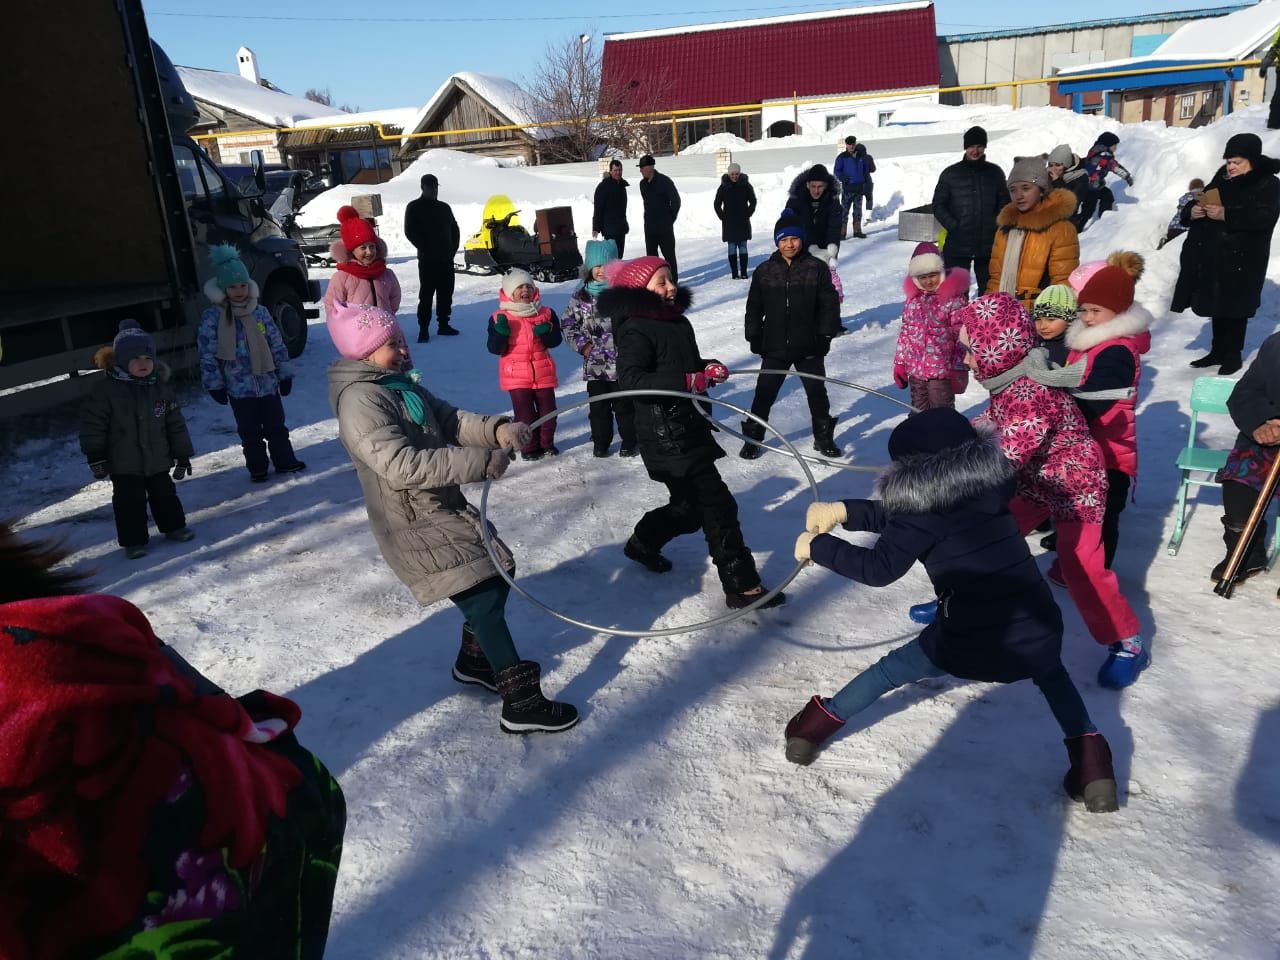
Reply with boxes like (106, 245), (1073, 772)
(1124, 174), (1134, 187)
(89, 460), (108, 480)
(805, 501), (847, 534)
(492, 313), (511, 336)
(893, 363), (909, 390)
(484, 448), (511, 480)
(172, 457), (192, 481)
(278, 378), (293, 397)
(495, 420), (533, 450)
(794, 531), (817, 563)
(808, 244), (825, 261)
(826, 243), (838, 263)
(685, 372), (711, 393)
(950, 369), (970, 395)
(532, 321), (553, 337)
(703, 360), (729, 384)
(209, 388), (229, 405)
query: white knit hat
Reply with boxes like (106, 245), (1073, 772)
(907, 242), (944, 277)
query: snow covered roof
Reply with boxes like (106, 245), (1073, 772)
(604, 1), (931, 41)
(292, 107), (419, 131)
(175, 66), (343, 128)
(404, 72), (555, 143)
(1057, 0), (1280, 76)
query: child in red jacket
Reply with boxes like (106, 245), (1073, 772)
(487, 269), (562, 460)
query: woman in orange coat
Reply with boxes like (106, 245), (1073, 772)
(987, 155), (1080, 310)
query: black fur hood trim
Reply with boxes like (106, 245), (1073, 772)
(875, 422), (1014, 515)
(596, 285), (693, 321)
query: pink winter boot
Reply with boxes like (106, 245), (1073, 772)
(1063, 732), (1119, 813)
(784, 696), (845, 765)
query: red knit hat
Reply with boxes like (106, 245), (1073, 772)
(604, 256), (670, 289)
(1076, 265), (1135, 314)
(338, 205), (377, 253)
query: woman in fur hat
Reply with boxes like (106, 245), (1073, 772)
(789, 408), (1119, 813)
(986, 155), (1080, 310)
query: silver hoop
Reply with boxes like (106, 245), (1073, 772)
(706, 367), (917, 474)
(478, 388), (820, 638)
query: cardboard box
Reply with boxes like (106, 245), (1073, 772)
(351, 194), (383, 219)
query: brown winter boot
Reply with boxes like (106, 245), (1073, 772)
(452, 624), (498, 692)
(1063, 733), (1119, 813)
(494, 660), (579, 734)
(784, 695), (845, 765)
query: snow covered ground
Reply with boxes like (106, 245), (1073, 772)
(9, 104), (1280, 958)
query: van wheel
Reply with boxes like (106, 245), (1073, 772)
(263, 281), (307, 358)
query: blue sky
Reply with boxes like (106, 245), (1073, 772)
(144, 0), (1238, 111)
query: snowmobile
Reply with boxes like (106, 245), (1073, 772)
(457, 194), (582, 283)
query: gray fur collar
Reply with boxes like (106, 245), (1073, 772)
(876, 423), (1015, 515)
(1064, 303), (1154, 352)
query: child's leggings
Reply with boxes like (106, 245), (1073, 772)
(908, 377), (955, 411)
(449, 576), (519, 673)
(508, 388), (557, 454)
(828, 638), (1096, 738)
(1009, 497), (1140, 646)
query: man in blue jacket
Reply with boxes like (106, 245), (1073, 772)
(834, 136), (875, 239)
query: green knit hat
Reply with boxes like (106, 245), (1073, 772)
(1032, 284), (1077, 323)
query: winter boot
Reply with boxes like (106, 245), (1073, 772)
(417, 328), (430, 344)
(1062, 733), (1119, 813)
(437, 320), (461, 336)
(852, 219), (865, 239)
(739, 419), (766, 460)
(728, 256), (740, 280)
(812, 416), (840, 458)
(840, 223), (849, 241)
(124, 545), (148, 560)
(165, 527), (196, 543)
(452, 624), (498, 692)
(784, 695), (845, 765)
(725, 586), (786, 610)
(908, 599), (938, 624)
(495, 660), (579, 733)
(1210, 517), (1269, 582)
(1218, 354), (1243, 376)
(738, 252), (749, 278)
(624, 534), (673, 572)
(1097, 637), (1149, 689)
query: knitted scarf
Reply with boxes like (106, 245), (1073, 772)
(584, 278), (607, 297)
(498, 290), (541, 318)
(377, 368), (427, 425)
(979, 346), (1087, 395)
(997, 228), (1027, 296)
(217, 294), (275, 376)
(335, 258), (387, 280)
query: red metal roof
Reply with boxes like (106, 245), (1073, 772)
(601, 4), (939, 112)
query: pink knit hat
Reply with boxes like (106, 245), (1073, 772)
(327, 301), (402, 360)
(605, 256), (670, 289)
(1068, 260), (1106, 292)
(908, 241), (944, 277)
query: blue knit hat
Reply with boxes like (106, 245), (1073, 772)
(774, 213), (805, 244)
(584, 238), (618, 271)
(113, 319), (155, 367)
(210, 244), (250, 290)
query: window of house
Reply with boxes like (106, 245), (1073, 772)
(877, 111), (894, 127)
(825, 114), (853, 131)
(1180, 94), (1196, 120)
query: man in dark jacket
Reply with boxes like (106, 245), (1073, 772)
(834, 137), (876, 239)
(592, 158), (630, 257)
(713, 162), (756, 279)
(930, 126), (1009, 294)
(403, 174), (461, 341)
(785, 163), (842, 252)
(741, 214), (842, 460)
(638, 155), (681, 280)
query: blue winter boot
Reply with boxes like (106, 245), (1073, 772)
(1097, 638), (1149, 689)
(908, 600), (938, 625)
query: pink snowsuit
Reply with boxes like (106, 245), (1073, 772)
(894, 267), (969, 409)
(960, 293), (1140, 647)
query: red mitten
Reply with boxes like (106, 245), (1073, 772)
(685, 372), (711, 393)
(950, 369), (970, 395)
(893, 363), (909, 390)
(703, 361), (729, 384)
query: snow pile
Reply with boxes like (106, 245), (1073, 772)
(175, 65), (343, 127)
(291, 107), (421, 131)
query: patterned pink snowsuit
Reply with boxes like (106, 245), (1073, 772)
(894, 267), (970, 409)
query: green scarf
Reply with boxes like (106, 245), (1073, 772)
(584, 279), (607, 297)
(377, 368), (427, 425)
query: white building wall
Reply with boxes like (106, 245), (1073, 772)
(760, 89), (939, 135)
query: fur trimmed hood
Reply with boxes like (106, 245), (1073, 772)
(996, 188), (1077, 233)
(788, 166), (839, 198)
(903, 267), (970, 302)
(876, 421), (1014, 515)
(596, 284), (693, 322)
(202, 277), (261, 305)
(93, 346), (171, 380)
(1064, 302), (1154, 353)
(720, 172), (750, 185)
(329, 235), (389, 264)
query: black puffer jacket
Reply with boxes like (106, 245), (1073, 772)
(744, 249), (841, 362)
(785, 166), (843, 249)
(639, 171), (681, 230)
(403, 196), (460, 263)
(930, 157), (1010, 259)
(713, 174), (757, 242)
(1172, 158), (1280, 319)
(604, 285), (723, 480)
(79, 349), (195, 476)
(592, 175), (630, 236)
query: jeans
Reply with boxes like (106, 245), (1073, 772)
(749, 355), (831, 421)
(829, 639), (1096, 738)
(587, 379), (636, 448)
(726, 240), (747, 259)
(111, 472), (187, 547)
(450, 577), (519, 674)
(840, 182), (865, 225)
(416, 259), (455, 332)
(942, 251), (990, 297)
(508, 387), (557, 453)
(229, 393), (299, 477)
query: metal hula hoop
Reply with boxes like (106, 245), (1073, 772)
(479, 388), (820, 638)
(706, 368), (919, 474)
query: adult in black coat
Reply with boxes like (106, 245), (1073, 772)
(592, 159), (630, 257)
(741, 216), (842, 459)
(785, 163), (842, 252)
(403, 174), (461, 340)
(604, 258), (784, 608)
(930, 126), (1010, 294)
(713, 164), (757, 279)
(1172, 133), (1280, 374)
(784, 409), (1118, 812)
(638, 156), (682, 280)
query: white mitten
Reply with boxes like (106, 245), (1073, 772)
(794, 531), (817, 562)
(826, 243), (838, 263)
(496, 421), (532, 450)
(484, 448), (511, 480)
(808, 244), (825, 262)
(805, 500), (847, 534)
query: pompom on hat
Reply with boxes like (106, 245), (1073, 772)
(113, 319), (155, 367)
(337, 205), (377, 254)
(907, 241), (944, 278)
(210, 243), (250, 290)
(327, 300), (403, 360)
(1031, 284), (1078, 323)
(604, 256), (669, 289)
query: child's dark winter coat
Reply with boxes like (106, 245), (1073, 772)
(809, 422), (1063, 683)
(80, 349), (194, 476)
